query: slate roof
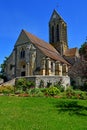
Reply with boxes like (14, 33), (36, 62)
(23, 30), (70, 65)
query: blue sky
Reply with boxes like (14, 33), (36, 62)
(0, 0), (87, 64)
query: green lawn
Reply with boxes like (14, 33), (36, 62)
(0, 96), (87, 130)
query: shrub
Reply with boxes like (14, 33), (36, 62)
(15, 78), (35, 92)
(0, 85), (14, 94)
(65, 88), (87, 100)
(78, 91), (87, 100)
(46, 86), (60, 96)
(65, 87), (75, 98)
(54, 80), (65, 92)
(26, 81), (35, 88)
(40, 88), (48, 94)
(15, 78), (27, 91)
(28, 88), (44, 97)
(14, 89), (23, 94)
(54, 83), (64, 92)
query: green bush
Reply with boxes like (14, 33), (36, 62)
(46, 86), (60, 96)
(15, 78), (35, 91)
(0, 85), (14, 94)
(26, 81), (35, 88)
(65, 88), (87, 100)
(78, 91), (87, 100)
(54, 84), (65, 92)
(14, 89), (23, 94)
(54, 81), (65, 92)
(40, 88), (48, 94)
(65, 87), (75, 98)
(28, 88), (44, 97)
(15, 78), (27, 91)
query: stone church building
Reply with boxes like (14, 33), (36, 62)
(4, 10), (80, 87)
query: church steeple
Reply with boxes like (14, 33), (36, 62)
(49, 9), (68, 55)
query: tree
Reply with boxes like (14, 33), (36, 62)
(79, 42), (86, 55)
(0, 57), (8, 81)
(79, 42), (87, 60)
(68, 42), (87, 88)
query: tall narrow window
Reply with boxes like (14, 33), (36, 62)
(52, 26), (54, 43)
(56, 24), (60, 42)
(20, 48), (25, 59)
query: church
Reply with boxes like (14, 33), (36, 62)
(4, 10), (80, 87)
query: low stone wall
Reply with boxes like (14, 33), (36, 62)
(1, 75), (70, 90)
(16, 75), (70, 89)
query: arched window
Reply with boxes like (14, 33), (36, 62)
(56, 24), (60, 42)
(20, 48), (25, 59)
(52, 26), (54, 43)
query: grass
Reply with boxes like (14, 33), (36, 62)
(0, 96), (87, 130)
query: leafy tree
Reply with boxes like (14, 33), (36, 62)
(0, 57), (8, 81)
(79, 42), (87, 60)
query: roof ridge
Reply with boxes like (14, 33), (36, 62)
(23, 29), (48, 44)
(23, 29), (70, 65)
(23, 29), (59, 53)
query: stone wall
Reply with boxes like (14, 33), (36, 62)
(0, 75), (70, 90)
(16, 75), (70, 89)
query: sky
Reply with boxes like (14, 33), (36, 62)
(0, 0), (87, 65)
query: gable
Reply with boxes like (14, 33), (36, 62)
(15, 29), (29, 47)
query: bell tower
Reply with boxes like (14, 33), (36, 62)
(49, 9), (68, 55)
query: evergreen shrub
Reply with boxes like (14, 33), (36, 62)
(46, 86), (60, 96)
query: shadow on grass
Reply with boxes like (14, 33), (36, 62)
(55, 100), (87, 116)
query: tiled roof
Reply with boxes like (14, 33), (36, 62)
(23, 30), (70, 65)
(64, 48), (77, 57)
